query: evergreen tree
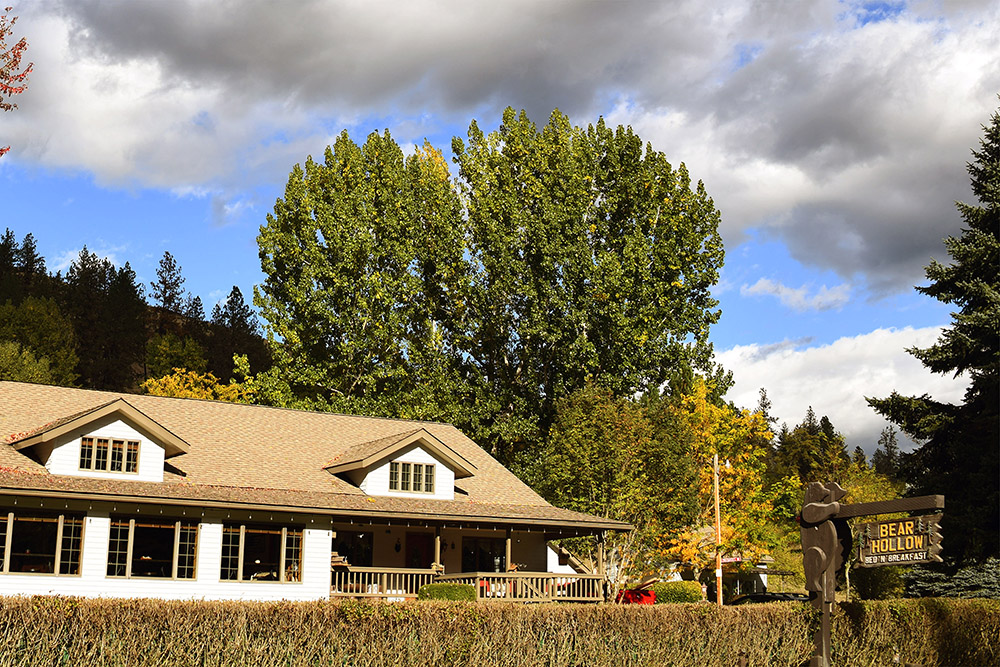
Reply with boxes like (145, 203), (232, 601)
(870, 427), (900, 480)
(64, 249), (147, 390)
(771, 408), (849, 484)
(183, 294), (205, 321)
(0, 228), (19, 302)
(207, 286), (267, 381)
(15, 232), (45, 291)
(852, 446), (867, 467)
(868, 106), (1000, 564)
(150, 251), (186, 313)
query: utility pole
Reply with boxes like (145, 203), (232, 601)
(714, 453), (723, 606)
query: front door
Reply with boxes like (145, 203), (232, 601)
(405, 532), (434, 568)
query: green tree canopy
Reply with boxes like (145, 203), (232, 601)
(868, 106), (1000, 564)
(0, 296), (78, 385)
(256, 108), (727, 464)
(0, 340), (53, 384)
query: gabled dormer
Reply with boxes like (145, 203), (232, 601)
(325, 428), (476, 501)
(7, 398), (189, 483)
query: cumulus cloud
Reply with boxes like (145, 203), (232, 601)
(7, 0), (1000, 294)
(717, 326), (970, 454)
(740, 278), (850, 311)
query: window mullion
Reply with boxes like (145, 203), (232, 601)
(125, 518), (135, 578)
(172, 521), (180, 579)
(3, 512), (13, 574)
(279, 527), (287, 583)
(55, 515), (65, 575)
(237, 525), (245, 582)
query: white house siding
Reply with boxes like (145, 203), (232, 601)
(0, 499), (333, 601)
(361, 445), (456, 501)
(43, 419), (165, 483)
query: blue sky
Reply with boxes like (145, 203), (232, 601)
(3, 0), (997, 452)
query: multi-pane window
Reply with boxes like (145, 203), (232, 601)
(80, 437), (139, 473)
(220, 523), (303, 583)
(0, 512), (83, 575)
(388, 462), (435, 493)
(106, 518), (198, 579)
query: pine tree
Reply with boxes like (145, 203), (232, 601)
(183, 295), (205, 321)
(16, 232), (45, 290)
(150, 251), (186, 313)
(870, 427), (900, 479)
(868, 106), (1000, 564)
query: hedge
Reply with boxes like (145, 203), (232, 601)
(0, 596), (996, 666)
(418, 582), (477, 601)
(652, 581), (704, 603)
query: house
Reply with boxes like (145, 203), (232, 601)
(0, 381), (627, 602)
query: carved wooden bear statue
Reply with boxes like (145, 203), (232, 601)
(800, 481), (851, 605)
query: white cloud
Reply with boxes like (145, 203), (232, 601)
(717, 326), (969, 453)
(51, 244), (127, 272)
(7, 0), (999, 295)
(740, 278), (850, 311)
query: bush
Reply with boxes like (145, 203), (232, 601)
(418, 583), (477, 601)
(905, 558), (1000, 599)
(652, 581), (703, 603)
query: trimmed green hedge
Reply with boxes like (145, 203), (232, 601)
(418, 582), (477, 601)
(0, 596), (995, 666)
(652, 581), (704, 603)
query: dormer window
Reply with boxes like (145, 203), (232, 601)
(79, 437), (139, 473)
(389, 461), (435, 493)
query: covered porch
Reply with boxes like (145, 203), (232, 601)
(329, 519), (610, 602)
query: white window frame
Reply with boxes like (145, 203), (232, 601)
(105, 517), (199, 580)
(80, 437), (140, 474)
(388, 461), (436, 494)
(219, 523), (303, 584)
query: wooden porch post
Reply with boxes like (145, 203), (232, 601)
(597, 532), (606, 577)
(434, 526), (442, 571)
(597, 532), (607, 602)
(505, 527), (513, 570)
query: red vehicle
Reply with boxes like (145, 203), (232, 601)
(616, 588), (655, 604)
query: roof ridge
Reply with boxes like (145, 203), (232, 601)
(0, 380), (461, 429)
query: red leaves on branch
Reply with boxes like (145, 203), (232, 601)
(1, 5), (33, 157)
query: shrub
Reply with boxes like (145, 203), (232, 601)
(418, 583), (477, 601)
(905, 558), (1000, 599)
(652, 581), (703, 603)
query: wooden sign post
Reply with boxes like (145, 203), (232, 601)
(799, 482), (944, 667)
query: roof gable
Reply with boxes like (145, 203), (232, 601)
(324, 428), (477, 479)
(7, 398), (190, 458)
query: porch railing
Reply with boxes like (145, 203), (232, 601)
(331, 566), (438, 600)
(331, 568), (603, 602)
(436, 572), (602, 602)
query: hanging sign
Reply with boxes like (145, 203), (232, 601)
(856, 513), (942, 567)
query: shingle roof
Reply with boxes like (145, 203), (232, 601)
(0, 382), (629, 530)
(324, 428), (477, 478)
(0, 469), (626, 531)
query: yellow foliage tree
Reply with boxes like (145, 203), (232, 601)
(141, 368), (249, 403)
(659, 378), (778, 570)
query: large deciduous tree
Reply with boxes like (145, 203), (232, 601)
(0, 5), (32, 158)
(256, 109), (727, 464)
(868, 107), (999, 565)
(527, 383), (698, 593)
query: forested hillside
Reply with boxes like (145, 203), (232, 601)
(0, 231), (270, 391)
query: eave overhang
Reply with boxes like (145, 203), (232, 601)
(8, 398), (190, 458)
